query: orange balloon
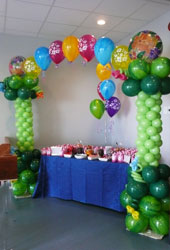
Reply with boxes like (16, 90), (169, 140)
(62, 36), (79, 62)
(96, 63), (112, 81)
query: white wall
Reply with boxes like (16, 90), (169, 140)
(0, 11), (170, 164)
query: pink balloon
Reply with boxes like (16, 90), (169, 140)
(49, 40), (65, 65)
(97, 82), (105, 101)
(78, 34), (96, 62)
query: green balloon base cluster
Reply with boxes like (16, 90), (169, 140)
(120, 164), (170, 235)
(12, 149), (41, 197)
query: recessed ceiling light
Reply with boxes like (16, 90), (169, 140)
(97, 19), (106, 25)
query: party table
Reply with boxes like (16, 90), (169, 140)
(33, 156), (128, 212)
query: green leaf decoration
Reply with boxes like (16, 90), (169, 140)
(137, 51), (145, 59)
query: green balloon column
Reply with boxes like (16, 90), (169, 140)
(0, 56), (42, 197)
(121, 31), (170, 237)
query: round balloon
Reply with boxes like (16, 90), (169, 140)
(4, 88), (18, 101)
(90, 99), (105, 119)
(9, 56), (26, 75)
(122, 78), (141, 96)
(150, 212), (169, 235)
(23, 57), (41, 78)
(23, 75), (39, 89)
(158, 164), (170, 179)
(49, 40), (65, 65)
(78, 34), (96, 62)
(151, 57), (170, 78)
(105, 96), (121, 117)
(62, 36), (79, 62)
(18, 87), (31, 100)
(128, 59), (150, 80)
(161, 197), (170, 212)
(142, 166), (160, 183)
(127, 180), (148, 199)
(34, 47), (52, 71)
(128, 30), (163, 62)
(94, 37), (115, 66)
(125, 213), (148, 233)
(97, 82), (105, 101)
(30, 159), (40, 172)
(141, 75), (161, 95)
(111, 45), (131, 70)
(120, 189), (138, 209)
(29, 183), (37, 195)
(150, 180), (169, 199)
(100, 80), (116, 100)
(96, 63), (112, 81)
(9, 75), (23, 89)
(139, 195), (161, 217)
(20, 169), (35, 184)
(12, 181), (27, 196)
(160, 77), (170, 95)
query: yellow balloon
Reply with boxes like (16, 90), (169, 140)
(62, 36), (79, 62)
(111, 45), (131, 70)
(96, 63), (112, 81)
(23, 56), (41, 78)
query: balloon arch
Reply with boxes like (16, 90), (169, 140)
(0, 30), (170, 237)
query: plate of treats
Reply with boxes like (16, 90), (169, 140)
(64, 154), (72, 158)
(74, 154), (87, 159)
(99, 156), (111, 162)
(88, 155), (99, 160)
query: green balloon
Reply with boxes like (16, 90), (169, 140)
(30, 159), (40, 172)
(90, 99), (105, 119)
(30, 90), (37, 99)
(160, 77), (170, 95)
(3, 76), (12, 89)
(125, 213), (148, 233)
(144, 140), (155, 149)
(17, 159), (28, 174)
(145, 98), (156, 108)
(149, 212), (169, 235)
(18, 87), (31, 100)
(150, 179), (169, 199)
(135, 99), (144, 107)
(151, 57), (170, 78)
(21, 151), (33, 163)
(29, 183), (37, 195)
(140, 119), (151, 128)
(150, 147), (160, 155)
(122, 78), (141, 96)
(158, 164), (170, 179)
(142, 166), (160, 183)
(146, 126), (157, 136)
(32, 149), (41, 159)
(141, 75), (161, 95)
(127, 180), (148, 200)
(151, 105), (161, 113)
(23, 75), (39, 89)
(139, 195), (161, 218)
(20, 169), (35, 184)
(144, 153), (155, 163)
(137, 105), (149, 114)
(152, 118), (162, 128)
(120, 189), (138, 209)
(9, 75), (23, 89)
(128, 59), (150, 80)
(15, 149), (21, 157)
(150, 134), (161, 143)
(137, 91), (149, 101)
(138, 146), (148, 156)
(4, 88), (18, 100)
(146, 111), (158, 121)
(138, 132), (149, 141)
(12, 181), (27, 196)
(161, 197), (170, 212)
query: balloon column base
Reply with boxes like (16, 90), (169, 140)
(126, 228), (164, 240)
(14, 193), (32, 199)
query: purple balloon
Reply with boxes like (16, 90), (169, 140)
(105, 97), (121, 117)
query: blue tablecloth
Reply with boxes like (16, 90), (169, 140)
(33, 156), (128, 212)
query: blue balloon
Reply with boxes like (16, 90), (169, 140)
(94, 37), (115, 66)
(0, 82), (5, 93)
(34, 47), (52, 71)
(100, 80), (116, 100)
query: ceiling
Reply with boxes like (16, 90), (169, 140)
(0, 0), (170, 43)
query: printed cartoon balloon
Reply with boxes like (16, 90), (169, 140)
(23, 57), (41, 78)
(128, 31), (163, 63)
(9, 56), (26, 76)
